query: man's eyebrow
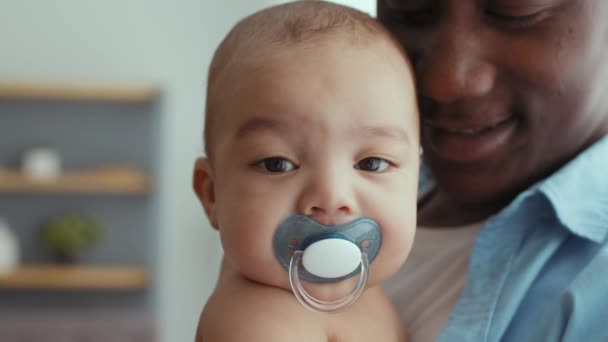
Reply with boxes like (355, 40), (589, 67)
(357, 125), (411, 144)
(234, 116), (291, 140)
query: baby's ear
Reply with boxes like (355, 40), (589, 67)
(193, 158), (219, 230)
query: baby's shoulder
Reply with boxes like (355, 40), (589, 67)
(197, 277), (326, 342)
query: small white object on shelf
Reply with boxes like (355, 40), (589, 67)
(0, 218), (19, 275)
(22, 146), (61, 181)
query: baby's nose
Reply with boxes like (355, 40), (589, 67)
(308, 206), (353, 226)
(296, 168), (358, 226)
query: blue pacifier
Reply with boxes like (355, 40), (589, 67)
(273, 215), (382, 313)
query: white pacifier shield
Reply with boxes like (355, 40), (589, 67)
(302, 238), (361, 278)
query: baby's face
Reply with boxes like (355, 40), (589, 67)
(199, 41), (419, 298)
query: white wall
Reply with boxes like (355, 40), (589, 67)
(0, 1), (276, 341)
(272, 0), (375, 14)
(0, 0), (375, 340)
(327, 0), (375, 15)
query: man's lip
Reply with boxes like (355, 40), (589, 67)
(422, 116), (520, 163)
(422, 116), (515, 134)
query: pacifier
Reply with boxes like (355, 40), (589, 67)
(273, 215), (382, 313)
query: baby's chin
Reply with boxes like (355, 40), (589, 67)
(236, 257), (397, 304)
(295, 275), (364, 303)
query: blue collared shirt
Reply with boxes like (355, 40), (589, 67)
(437, 135), (608, 342)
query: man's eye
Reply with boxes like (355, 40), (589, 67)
(383, 8), (436, 27)
(255, 157), (296, 173)
(380, 0), (438, 28)
(485, 9), (547, 28)
(355, 157), (391, 172)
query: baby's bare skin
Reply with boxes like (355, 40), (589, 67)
(196, 259), (406, 342)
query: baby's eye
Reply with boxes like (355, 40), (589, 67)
(255, 157), (297, 173)
(355, 157), (391, 172)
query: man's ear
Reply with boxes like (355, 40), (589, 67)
(193, 157), (219, 230)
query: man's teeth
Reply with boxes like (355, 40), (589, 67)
(446, 127), (488, 134)
(445, 121), (503, 134)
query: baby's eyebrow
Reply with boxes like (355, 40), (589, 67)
(234, 116), (411, 145)
(356, 125), (411, 145)
(234, 116), (292, 140)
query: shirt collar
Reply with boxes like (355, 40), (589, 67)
(532, 135), (608, 243)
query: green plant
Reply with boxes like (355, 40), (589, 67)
(42, 214), (101, 262)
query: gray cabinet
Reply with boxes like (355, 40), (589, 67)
(0, 82), (161, 341)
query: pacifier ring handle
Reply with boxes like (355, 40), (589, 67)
(289, 251), (369, 313)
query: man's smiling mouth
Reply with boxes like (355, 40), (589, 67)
(423, 116), (517, 136)
(422, 116), (520, 163)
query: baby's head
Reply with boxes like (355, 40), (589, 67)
(195, 0), (419, 310)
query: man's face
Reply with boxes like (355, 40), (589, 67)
(198, 41), (420, 298)
(378, 0), (608, 206)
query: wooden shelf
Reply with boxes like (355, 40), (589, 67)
(0, 81), (159, 103)
(0, 167), (152, 194)
(0, 265), (150, 290)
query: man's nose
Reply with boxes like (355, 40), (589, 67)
(296, 171), (356, 226)
(416, 21), (497, 104)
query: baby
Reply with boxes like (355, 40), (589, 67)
(193, 1), (419, 341)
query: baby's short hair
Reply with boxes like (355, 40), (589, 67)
(204, 0), (407, 160)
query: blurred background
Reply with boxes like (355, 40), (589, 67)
(0, 0), (374, 341)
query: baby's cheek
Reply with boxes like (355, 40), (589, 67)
(217, 201), (288, 285)
(369, 190), (417, 283)
(220, 215), (271, 261)
(369, 224), (415, 285)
